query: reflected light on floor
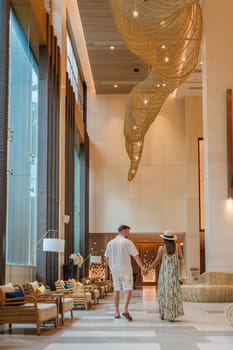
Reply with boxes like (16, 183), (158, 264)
(226, 198), (233, 210)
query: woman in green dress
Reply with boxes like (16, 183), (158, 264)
(147, 231), (184, 322)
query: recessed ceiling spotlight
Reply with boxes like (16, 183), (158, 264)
(182, 57), (186, 62)
(133, 9), (139, 17)
(162, 83), (166, 87)
(164, 56), (169, 63)
(160, 20), (166, 26)
(137, 141), (141, 146)
(133, 125), (137, 130)
(200, 61), (203, 65)
(156, 84), (161, 87)
(144, 99), (148, 104)
(114, 84), (118, 88)
(161, 45), (166, 50)
(110, 45), (115, 50)
(135, 156), (139, 160)
(131, 169), (135, 174)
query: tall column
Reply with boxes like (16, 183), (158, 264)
(52, 0), (67, 278)
(185, 96), (203, 281)
(202, 0), (233, 271)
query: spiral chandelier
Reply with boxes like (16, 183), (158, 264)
(110, 0), (202, 180)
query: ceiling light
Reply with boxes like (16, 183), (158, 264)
(161, 45), (166, 49)
(182, 57), (186, 62)
(135, 156), (139, 160)
(200, 61), (203, 65)
(131, 170), (135, 174)
(133, 125), (137, 130)
(156, 84), (161, 87)
(160, 20), (166, 26)
(162, 83), (166, 87)
(144, 99), (148, 104)
(110, 45), (115, 50)
(114, 84), (118, 88)
(133, 9), (139, 17)
(137, 141), (141, 146)
(164, 56), (169, 63)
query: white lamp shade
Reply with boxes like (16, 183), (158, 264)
(43, 238), (65, 252)
(90, 255), (102, 264)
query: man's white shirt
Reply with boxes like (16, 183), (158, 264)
(105, 234), (139, 274)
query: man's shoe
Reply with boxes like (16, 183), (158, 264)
(122, 312), (133, 321)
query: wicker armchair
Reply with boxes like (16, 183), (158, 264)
(67, 279), (100, 304)
(0, 284), (57, 335)
(55, 280), (92, 310)
(24, 281), (73, 324)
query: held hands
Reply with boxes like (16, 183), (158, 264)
(141, 267), (149, 276)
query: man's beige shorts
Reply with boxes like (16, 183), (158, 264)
(111, 272), (133, 291)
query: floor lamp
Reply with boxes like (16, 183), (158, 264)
(32, 230), (65, 281)
(81, 251), (97, 277)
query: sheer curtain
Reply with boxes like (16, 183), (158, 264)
(6, 10), (39, 266)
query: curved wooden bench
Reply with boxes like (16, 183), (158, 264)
(226, 303), (233, 327)
(181, 272), (233, 303)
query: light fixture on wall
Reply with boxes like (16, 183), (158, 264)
(226, 89), (233, 199)
(64, 214), (70, 224)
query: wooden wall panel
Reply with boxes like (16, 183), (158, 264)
(64, 75), (75, 263)
(37, 19), (60, 287)
(80, 82), (89, 277)
(0, 0), (10, 285)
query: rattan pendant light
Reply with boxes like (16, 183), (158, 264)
(110, 0), (202, 180)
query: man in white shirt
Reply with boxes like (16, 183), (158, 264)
(105, 225), (145, 321)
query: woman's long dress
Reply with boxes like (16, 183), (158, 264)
(158, 249), (184, 321)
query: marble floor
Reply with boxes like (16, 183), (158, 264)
(0, 287), (232, 350)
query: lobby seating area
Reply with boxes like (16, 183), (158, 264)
(1, 287), (233, 349)
(0, 279), (113, 335)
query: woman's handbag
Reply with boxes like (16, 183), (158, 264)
(178, 259), (187, 281)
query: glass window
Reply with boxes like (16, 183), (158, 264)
(67, 33), (78, 102)
(66, 32), (84, 118)
(6, 10), (39, 266)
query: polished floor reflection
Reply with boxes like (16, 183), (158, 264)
(0, 287), (232, 350)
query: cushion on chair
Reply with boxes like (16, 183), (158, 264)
(62, 298), (74, 312)
(24, 302), (58, 322)
(0, 282), (14, 293)
(64, 284), (72, 289)
(36, 285), (45, 294)
(5, 289), (25, 305)
(85, 292), (92, 303)
(29, 281), (40, 292)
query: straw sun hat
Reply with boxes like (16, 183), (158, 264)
(160, 230), (177, 241)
